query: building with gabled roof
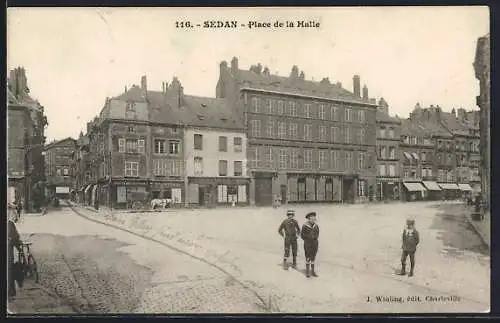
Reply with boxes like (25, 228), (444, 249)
(216, 57), (379, 205)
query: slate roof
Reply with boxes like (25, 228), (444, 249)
(376, 110), (401, 124)
(236, 69), (373, 106)
(44, 137), (76, 150)
(439, 112), (472, 136)
(107, 87), (243, 131)
(400, 119), (429, 137)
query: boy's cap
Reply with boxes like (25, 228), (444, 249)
(406, 219), (415, 224)
(287, 210), (295, 216)
(305, 212), (317, 219)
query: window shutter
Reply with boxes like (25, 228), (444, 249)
(118, 138), (125, 153)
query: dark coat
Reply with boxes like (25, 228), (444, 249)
(8, 220), (21, 265)
(278, 218), (300, 238)
(301, 222), (319, 241)
(401, 228), (420, 252)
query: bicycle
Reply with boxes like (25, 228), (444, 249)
(17, 236), (39, 284)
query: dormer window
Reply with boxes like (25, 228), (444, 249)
(128, 125), (135, 133)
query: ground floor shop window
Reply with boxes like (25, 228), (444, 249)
(358, 180), (366, 197)
(172, 188), (182, 203)
(217, 185), (247, 203)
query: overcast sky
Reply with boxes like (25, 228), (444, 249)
(7, 6), (489, 142)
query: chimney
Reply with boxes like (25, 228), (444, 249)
(336, 82), (342, 88)
(162, 82), (165, 93)
(299, 71), (305, 80)
(457, 108), (466, 121)
(125, 86), (127, 93)
(170, 77), (184, 108)
(353, 75), (361, 97)
(435, 105), (442, 122)
(141, 75), (147, 92)
(263, 66), (270, 76)
(256, 63), (263, 74)
(220, 60), (228, 75)
(231, 57), (239, 74)
(362, 85), (368, 100)
(290, 65), (299, 79)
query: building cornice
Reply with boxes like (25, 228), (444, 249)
(240, 87), (378, 108)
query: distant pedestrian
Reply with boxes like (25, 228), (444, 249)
(278, 210), (300, 270)
(15, 200), (22, 220)
(301, 212), (319, 278)
(398, 219), (420, 277)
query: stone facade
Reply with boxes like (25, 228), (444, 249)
(44, 137), (77, 198)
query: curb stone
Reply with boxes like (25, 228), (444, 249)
(464, 213), (490, 250)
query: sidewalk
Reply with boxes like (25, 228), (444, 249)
(465, 211), (491, 249)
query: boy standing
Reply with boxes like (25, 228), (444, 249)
(301, 212), (319, 278)
(278, 210), (301, 270)
(398, 219), (420, 277)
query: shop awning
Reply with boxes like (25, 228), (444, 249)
(403, 152), (413, 161)
(458, 183), (473, 191)
(411, 153), (420, 161)
(422, 181), (441, 191)
(438, 183), (459, 190)
(84, 184), (93, 195)
(403, 182), (427, 192)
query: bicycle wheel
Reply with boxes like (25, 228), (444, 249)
(27, 254), (39, 283)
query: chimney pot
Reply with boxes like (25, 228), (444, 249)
(353, 75), (361, 97)
(231, 57), (239, 74)
(141, 75), (147, 92)
(362, 84), (368, 100)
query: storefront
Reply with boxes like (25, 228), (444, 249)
(150, 180), (184, 206)
(286, 174), (344, 204)
(187, 177), (250, 207)
(402, 182), (427, 201)
(458, 183), (473, 199)
(376, 179), (400, 202)
(437, 183), (460, 200)
(422, 181), (442, 200)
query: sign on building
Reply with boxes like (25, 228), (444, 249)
(56, 186), (70, 194)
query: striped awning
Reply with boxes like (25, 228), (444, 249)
(403, 182), (427, 192)
(438, 183), (459, 190)
(403, 152), (413, 161)
(458, 183), (473, 191)
(422, 181), (441, 191)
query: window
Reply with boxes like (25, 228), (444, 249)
(267, 120), (275, 138)
(118, 139), (125, 152)
(345, 108), (351, 122)
(63, 168), (69, 176)
(357, 129), (365, 144)
(219, 160), (228, 176)
(344, 128), (351, 143)
(154, 139), (166, 154)
(250, 120), (261, 137)
(358, 180), (366, 197)
(252, 97), (260, 112)
(380, 147), (387, 159)
(358, 152), (366, 169)
(154, 159), (170, 176)
(345, 151), (353, 169)
(388, 127), (395, 138)
(378, 164), (386, 176)
(359, 110), (365, 122)
(125, 161), (139, 177)
(234, 137), (242, 152)
(319, 126), (326, 141)
(331, 150), (339, 169)
(219, 136), (228, 152)
(127, 125), (135, 133)
(304, 124), (312, 141)
(331, 105), (339, 121)
(137, 139), (145, 154)
(169, 141), (180, 154)
(331, 126), (339, 142)
(56, 168), (61, 176)
(277, 100), (284, 114)
(389, 147), (395, 159)
(289, 123), (298, 139)
(304, 104), (312, 118)
(319, 105), (326, 119)
(278, 122), (286, 139)
(266, 99), (273, 114)
(291, 149), (299, 169)
(126, 139), (137, 153)
(379, 127), (386, 138)
(194, 157), (203, 175)
(279, 149), (287, 169)
(388, 164), (396, 176)
(421, 152), (426, 161)
(319, 150), (327, 169)
(265, 146), (273, 166)
(412, 137), (417, 145)
(304, 149), (313, 169)
(424, 139), (432, 145)
(194, 134), (203, 150)
(404, 170), (409, 179)
(234, 161), (243, 176)
(170, 160), (182, 176)
(288, 102), (297, 116)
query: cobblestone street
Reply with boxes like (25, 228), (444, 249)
(8, 201), (490, 314)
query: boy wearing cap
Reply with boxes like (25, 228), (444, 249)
(399, 219), (420, 277)
(301, 212), (319, 278)
(278, 210), (301, 270)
